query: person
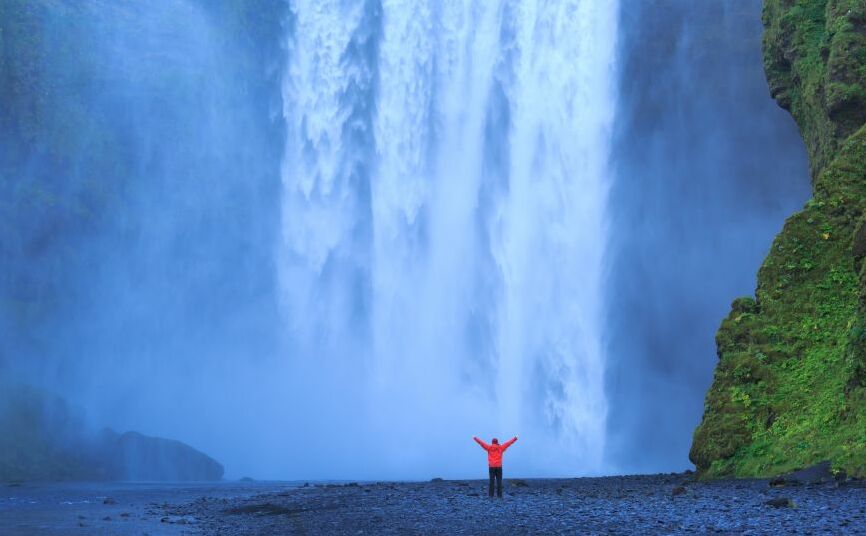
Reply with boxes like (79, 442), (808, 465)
(473, 435), (518, 498)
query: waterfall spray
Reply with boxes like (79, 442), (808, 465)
(280, 0), (618, 477)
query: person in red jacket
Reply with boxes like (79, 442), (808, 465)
(473, 435), (518, 498)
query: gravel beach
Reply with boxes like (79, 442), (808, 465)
(5, 473), (866, 535)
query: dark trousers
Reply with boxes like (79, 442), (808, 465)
(488, 466), (503, 497)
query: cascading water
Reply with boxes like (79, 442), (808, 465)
(280, 0), (618, 477)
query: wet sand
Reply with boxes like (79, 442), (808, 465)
(4, 473), (866, 534)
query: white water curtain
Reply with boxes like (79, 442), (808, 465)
(279, 0), (618, 477)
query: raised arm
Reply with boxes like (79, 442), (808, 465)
(502, 436), (518, 450)
(473, 436), (490, 451)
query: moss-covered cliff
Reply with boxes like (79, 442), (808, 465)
(690, 0), (866, 477)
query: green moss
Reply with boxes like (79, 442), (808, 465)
(692, 128), (866, 477)
(762, 0), (866, 176)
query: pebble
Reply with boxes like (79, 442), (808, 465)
(147, 474), (866, 535)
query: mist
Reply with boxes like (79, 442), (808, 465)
(1, 0), (286, 479)
(1, 0), (810, 480)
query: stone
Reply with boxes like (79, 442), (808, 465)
(765, 497), (795, 508)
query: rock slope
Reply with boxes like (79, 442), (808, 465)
(0, 383), (223, 482)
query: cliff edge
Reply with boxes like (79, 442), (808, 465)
(691, 0), (866, 477)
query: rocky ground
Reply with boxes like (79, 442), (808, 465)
(4, 472), (866, 534)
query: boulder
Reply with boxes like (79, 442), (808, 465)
(765, 497), (795, 508)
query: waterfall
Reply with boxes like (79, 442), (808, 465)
(280, 0), (618, 476)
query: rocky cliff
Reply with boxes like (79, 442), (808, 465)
(0, 383), (224, 481)
(691, 0), (866, 477)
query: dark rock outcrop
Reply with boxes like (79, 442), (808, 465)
(769, 461), (834, 486)
(98, 429), (224, 481)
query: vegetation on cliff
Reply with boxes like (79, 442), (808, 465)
(691, 0), (866, 477)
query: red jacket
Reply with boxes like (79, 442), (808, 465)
(474, 437), (517, 467)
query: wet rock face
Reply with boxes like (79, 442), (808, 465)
(691, 0), (866, 478)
